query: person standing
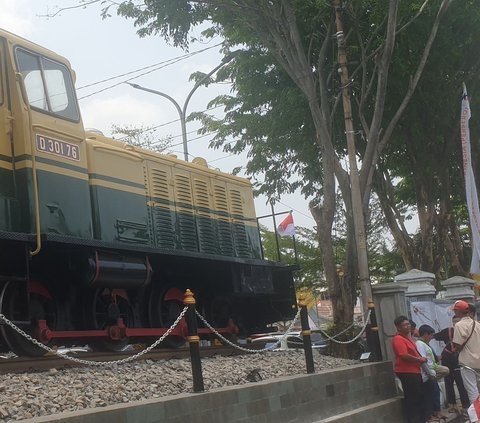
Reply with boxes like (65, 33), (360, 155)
(434, 316), (470, 414)
(416, 324), (449, 422)
(410, 320), (419, 340)
(392, 315), (427, 423)
(452, 300), (480, 404)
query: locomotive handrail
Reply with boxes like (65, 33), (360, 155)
(16, 72), (42, 256)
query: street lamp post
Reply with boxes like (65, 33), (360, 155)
(127, 56), (233, 162)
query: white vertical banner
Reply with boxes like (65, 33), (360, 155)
(461, 84), (480, 275)
(410, 301), (455, 355)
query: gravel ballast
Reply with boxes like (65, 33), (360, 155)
(0, 351), (357, 422)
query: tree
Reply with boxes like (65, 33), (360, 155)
(372, 0), (480, 279)
(99, 0), (453, 330)
(111, 123), (173, 152)
(260, 225), (324, 291)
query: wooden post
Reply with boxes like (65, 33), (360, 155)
(298, 294), (315, 374)
(333, 0), (372, 316)
(184, 289), (204, 392)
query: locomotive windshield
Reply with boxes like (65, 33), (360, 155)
(15, 48), (79, 121)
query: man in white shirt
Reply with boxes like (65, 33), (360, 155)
(416, 324), (449, 421)
(452, 300), (480, 404)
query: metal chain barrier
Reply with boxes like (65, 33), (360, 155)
(0, 307), (188, 366)
(195, 308), (370, 349)
(0, 306), (371, 363)
(314, 310), (371, 344)
(195, 308), (302, 353)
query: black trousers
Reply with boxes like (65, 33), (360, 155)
(445, 367), (470, 409)
(397, 373), (425, 423)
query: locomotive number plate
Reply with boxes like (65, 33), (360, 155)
(36, 134), (80, 162)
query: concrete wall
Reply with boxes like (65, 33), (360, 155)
(23, 362), (402, 423)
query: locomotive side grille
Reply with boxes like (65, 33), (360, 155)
(213, 185), (229, 213)
(150, 168), (175, 249)
(151, 169), (170, 200)
(213, 184), (234, 256)
(193, 179), (216, 254)
(144, 164), (155, 244)
(229, 190), (244, 216)
(229, 189), (250, 258)
(174, 174), (198, 251)
(193, 179), (210, 212)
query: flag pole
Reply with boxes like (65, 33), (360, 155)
(292, 234), (298, 264)
(270, 200), (282, 262)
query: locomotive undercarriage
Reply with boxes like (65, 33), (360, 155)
(0, 238), (296, 356)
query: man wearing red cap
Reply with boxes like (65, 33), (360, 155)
(452, 300), (480, 404)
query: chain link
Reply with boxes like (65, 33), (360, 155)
(315, 310), (371, 344)
(0, 306), (372, 364)
(0, 307), (188, 366)
(195, 308), (302, 353)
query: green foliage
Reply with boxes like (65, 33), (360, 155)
(260, 225), (324, 290)
(103, 0), (477, 321)
(110, 123), (173, 152)
(190, 48), (320, 198)
(372, 0), (480, 275)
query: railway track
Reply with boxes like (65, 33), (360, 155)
(0, 344), (265, 374)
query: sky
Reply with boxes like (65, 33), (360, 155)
(0, 0), (317, 230)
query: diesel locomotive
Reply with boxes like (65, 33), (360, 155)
(0, 28), (296, 356)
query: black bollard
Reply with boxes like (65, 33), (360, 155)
(367, 298), (383, 361)
(183, 289), (205, 392)
(298, 294), (315, 374)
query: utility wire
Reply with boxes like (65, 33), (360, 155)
(77, 43), (222, 91)
(277, 200), (315, 222)
(207, 153), (235, 164)
(78, 44), (223, 100)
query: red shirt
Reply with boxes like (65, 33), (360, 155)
(392, 334), (422, 374)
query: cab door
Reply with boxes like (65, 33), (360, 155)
(13, 46), (92, 238)
(0, 38), (18, 231)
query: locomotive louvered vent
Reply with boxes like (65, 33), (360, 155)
(151, 169), (175, 249)
(151, 169), (169, 200)
(213, 185), (234, 256)
(229, 189), (249, 258)
(194, 179), (216, 254)
(175, 174), (197, 251)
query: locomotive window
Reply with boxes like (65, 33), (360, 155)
(15, 48), (80, 121)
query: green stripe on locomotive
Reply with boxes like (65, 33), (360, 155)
(13, 165), (94, 237)
(0, 166), (20, 232)
(89, 183), (149, 244)
(147, 200), (262, 258)
(3, 150), (262, 259)
(90, 182), (262, 258)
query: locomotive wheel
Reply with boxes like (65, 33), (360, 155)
(0, 280), (57, 357)
(148, 286), (186, 348)
(209, 297), (231, 328)
(209, 297), (238, 345)
(87, 288), (134, 352)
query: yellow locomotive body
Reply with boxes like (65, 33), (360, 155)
(0, 28), (296, 356)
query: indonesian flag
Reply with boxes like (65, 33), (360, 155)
(467, 397), (480, 422)
(461, 84), (480, 275)
(277, 213), (295, 237)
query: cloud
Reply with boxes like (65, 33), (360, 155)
(80, 95), (173, 136)
(0, 0), (34, 37)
